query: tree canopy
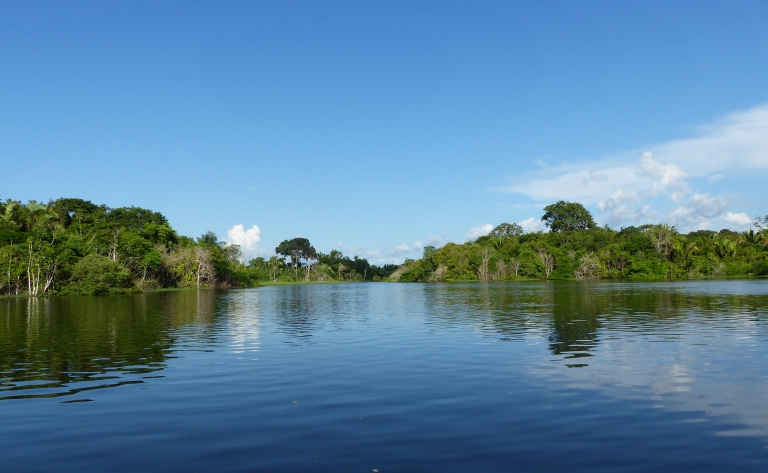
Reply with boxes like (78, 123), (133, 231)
(391, 201), (768, 282)
(275, 237), (317, 268)
(541, 201), (596, 232)
(489, 222), (523, 238)
(0, 198), (262, 295)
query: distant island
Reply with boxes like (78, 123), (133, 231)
(1, 198), (766, 297)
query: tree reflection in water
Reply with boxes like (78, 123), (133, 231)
(0, 290), (219, 400)
(420, 281), (768, 368)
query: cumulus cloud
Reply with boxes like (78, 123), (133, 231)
(636, 152), (689, 198)
(497, 103), (768, 232)
(426, 235), (447, 246)
(225, 224), (263, 260)
(667, 194), (729, 230)
(723, 212), (752, 227)
(598, 188), (642, 226)
(393, 244), (411, 254)
(465, 224), (493, 241)
(388, 240), (427, 259)
(519, 217), (545, 233)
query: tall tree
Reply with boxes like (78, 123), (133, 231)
(198, 231), (219, 246)
(541, 201), (596, 232)
(489, 222), (523, 238)
(275, 238), (317, 268)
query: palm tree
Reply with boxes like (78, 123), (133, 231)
(647, 224), (678, 258)
(0, 201), (20, 230)
(491, 235), (509, 252)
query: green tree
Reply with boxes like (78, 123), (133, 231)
(198, 231), (219, 246)
(541, 201), (596, 232)
(646, 224), (677, 258)
(489, 222), (523, 238)
(63, 254), (137, 295)
(275, 238), (317, 269)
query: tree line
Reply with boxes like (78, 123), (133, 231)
(250, 237), (397, 283)
(4, 197), (766, 295)
(0, 198), (396, 296)
(392, 200), (768, 282)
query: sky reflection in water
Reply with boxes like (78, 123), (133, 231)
(1, 281), (768, 472)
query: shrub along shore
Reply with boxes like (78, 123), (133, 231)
(1, 198), (766, 296)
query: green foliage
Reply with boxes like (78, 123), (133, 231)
(62, 254), (138, 295)
(198, 231), (218, 246)
(398, 259), (434, 282)
(275, 237), (317, 268)
(3, 196), (765, 295)
(541, 201), (596, 232)
(392, 201), (768, 283)
(489, 222), (523, 238)
(314, 250), (397, 282)
(0, 198), (259, 296)
(751, 258), (768, 276)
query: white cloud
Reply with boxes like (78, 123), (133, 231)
(668, 194), (729, 230)
(652, 105), (768, 175)
(598, 188), (641, 226)
(519, 217), (545, 233)
(225, 224), (263, 260)
(426, 235), (447, 246)
(636, 152), (689, 197)
(465, 224), (493, 241)
(496, 103), (768, 231)
(724, 212), (752, 226)
(500, 163), (637, 203)
(505, 153), (691, 205)
(707, 174), (725, 182)
(393, 244), (411, 254)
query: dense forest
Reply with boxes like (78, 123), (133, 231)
(0, 198), (395, 296)
(2, 198), (767, 296)
(392, 201), (768, 282)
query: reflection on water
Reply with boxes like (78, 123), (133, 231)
(0, 290), (219, 400)
(418, 281), (768, 438)
(421, 281), (768, 362)
(2, 281), (768, 472)
(4, 282), (768, 397)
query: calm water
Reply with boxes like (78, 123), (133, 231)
(2, 281), (768, 472)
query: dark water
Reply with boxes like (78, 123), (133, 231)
(2, 281), (768, 472)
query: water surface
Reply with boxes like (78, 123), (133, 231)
(2, 281), (768, 471)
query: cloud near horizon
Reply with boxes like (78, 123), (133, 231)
(225, 224), (263, 260)
(498, 104), (768, 232)
(465, 224), (493, 241)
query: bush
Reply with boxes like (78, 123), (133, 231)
(724, 262), (750, 276)
(62, 254), (138, 295)
(398, 260), (434, 282)
(751, 258), (768, 276)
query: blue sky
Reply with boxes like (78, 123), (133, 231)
(2, 1), (768, 263)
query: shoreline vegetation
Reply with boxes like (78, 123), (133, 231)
(394, 201), (768, 283)
(0, 198), (396, 297)
(1, 198), (767, 297)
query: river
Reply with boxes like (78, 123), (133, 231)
(2, 281), (768, 471)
